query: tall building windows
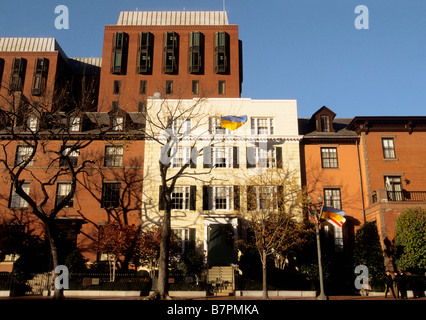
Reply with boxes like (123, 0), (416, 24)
(32, 58), (49, 96)
(189, 31), (203, 74)
(139, 80), (147, 95)
(113, 80), (121, 95)
(15, 145), (34, 167)
(163, 32), (179, 74)
(101, 182), (121, 208)
(104, 146), (123, 167)
(251, 117), (274, 135)
(382, 138), (396, 159)
(10, 182), (30, 208)
(385, 176), (402, 201)
(324, 188), (342, 210)
(321, 147), (338, 168)
(202, 186), (240, 211)
(218, 80), (226, 95)
(10, 57), (26, 92)
(320, 115), (330, 132)
(165, 80), (173, 95)
(246, 145), (282, 169)
(137, 32), (153, 74)
(215, 31), (229, 74)
(111, 32), (129, 75)
(192, 80), (199, 95)
(55, 183), (74, 208)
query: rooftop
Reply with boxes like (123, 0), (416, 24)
(116, 11), (229, 26)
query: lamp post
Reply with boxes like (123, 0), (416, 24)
(307, 194), (328, 300)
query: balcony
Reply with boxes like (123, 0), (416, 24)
(372, 189), (426, 204)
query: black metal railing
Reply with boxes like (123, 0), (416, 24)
(387, 191), (426, 202)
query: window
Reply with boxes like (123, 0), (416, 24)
(215, 32), (228, 74)
(382, 138), (396, 159)
(171, 186), (190, 210)
(113, 80), (121, 95)
(112, 116), (124, 131)
(139, 80), (147, 94)
(166, 80), (173, 95)
(101, 182), (121, 208)
(172, 118), (191, 135)
(214, 186), (230, 210)
(210, 117), (230, 135)
(321, 148), (338, 168)
(111, 32), (128, 75)
(213, 147), (233, 168)
(163, 32), (178, 74)
(26, 116), (38, 132)
(55, 183), (74, 208)
(247, 186), (277, 211)
(104, 146), (123, 167)
(10, 182), (30, 208)
(15, 146), (34, 167)
(173, 228), (196, 254)
(324, 189), (342, 210)
(137, 32), (153, 74)
(251, 118), (274, 135)
(203, 186), (239, 211)
(218, 80), (226, 95)
(32, 58), (49, 96)
(189, 32), (203, 74)
(61, 147), (79, 167)
(320, 115), (330, 132)
(69, 116), (81, 132)
(10, 57), (26, 92)
(385, 176), (402, 201)
(246, 145), (282, 169)
(171, 146), (191, 168)
(192, 80), (199, 95)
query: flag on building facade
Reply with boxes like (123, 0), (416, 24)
(320, 206), (346, 228)
(221, 115), (247, 131)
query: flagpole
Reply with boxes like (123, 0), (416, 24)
(315, 204), (328, 300)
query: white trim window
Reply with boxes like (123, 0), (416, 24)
(27, 116), (38, 132)
(69, 116), (81, 132)
(171, 186), (190, 210)
(172, 118), (191, 136)
(213, 146), (232, 168)
(257, 147), (276, 168)
(251, 117), (274, 135)
(56, 183), (74, 208)
(112, 116), (124, 131)
(171, 146), (191, 168)
(104, 146), (124, 167)
(10, 182), (30, 208)
(213, 186), (232, 211)
(210, 116), (230, 135)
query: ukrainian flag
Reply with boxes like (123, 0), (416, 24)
(220, 115), (248, 131)
(320, 206), (346, 228)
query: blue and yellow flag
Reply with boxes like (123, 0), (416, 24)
(220, 115), (247, 131)
(320, 206), (346, 228)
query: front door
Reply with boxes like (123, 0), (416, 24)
(207, 224), (237, 266)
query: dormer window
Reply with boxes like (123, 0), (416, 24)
(69, 116), (81, 132)
(26, 116), (38, 132)
(112, 116), (124, 131)
(320, 115), (330, 132)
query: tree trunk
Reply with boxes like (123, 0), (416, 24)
(46, 221), (64, 300)
(262, 250), (269, 300)
(148, 198), (172, 300)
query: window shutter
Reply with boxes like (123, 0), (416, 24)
(159, 186), (165, 211)
(203, 186), (210, 211)
(233, 147), (239, 168)
(246, 147), (256, 168)
(203, 146), (212, 168)
(189, 228), (196, 250)
(277, 185), (284, 212)
(247, 186), (256, 211)
(233, 186), (240, 211)
(275, 146), (283, 169)
(190, 147), (197, 168)
(190, 186), (197, 210)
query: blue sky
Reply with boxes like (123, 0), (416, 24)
(1, 0), (426, 118)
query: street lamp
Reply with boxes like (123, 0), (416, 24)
(307, 194), (328, 300)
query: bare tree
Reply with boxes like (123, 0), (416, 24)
(0, 78), (109, 299)
(238, 167), (305, 299)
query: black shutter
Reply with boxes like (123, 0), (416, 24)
(233, 186), (240, 211)
(190, 186), (196, 210)
(159, 185), (165, 211)
(203, 186), (210, 211)
(247, 186), (256, 211)
(276, 146), (283, 169)
(233, 147), (239, 168)
(189, 228), (196, 250)
(190, 147), (197, 168)
(203, 146), (212, 168)
(246, 147), (256, 168)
